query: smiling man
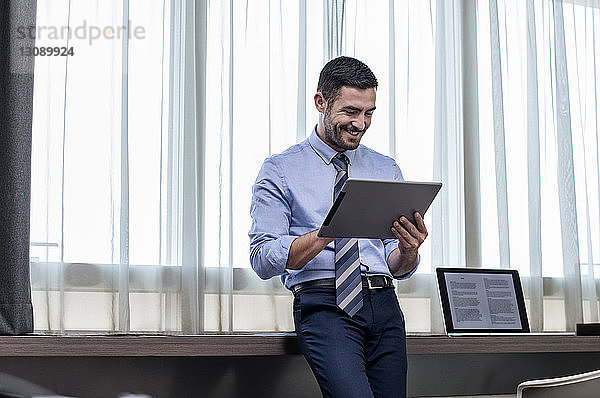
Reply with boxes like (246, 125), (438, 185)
(249, 56), (428, 398)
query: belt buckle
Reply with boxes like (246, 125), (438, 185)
(366, 276), (384, 290)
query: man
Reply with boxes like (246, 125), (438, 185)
(249, 56), (428, 398)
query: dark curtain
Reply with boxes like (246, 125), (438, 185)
(0, 1), (37, 334)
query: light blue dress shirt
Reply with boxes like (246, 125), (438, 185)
(249, 127), (418, 289)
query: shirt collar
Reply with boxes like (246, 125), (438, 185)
(308, 125), (357, 165)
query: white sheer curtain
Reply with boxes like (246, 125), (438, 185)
(476, 0), (600, 331)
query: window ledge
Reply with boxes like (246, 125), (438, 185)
(0, 334), (599, 357)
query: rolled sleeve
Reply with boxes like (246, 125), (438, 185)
(250, 234), (296, 279)
(249, 158), (295, 280)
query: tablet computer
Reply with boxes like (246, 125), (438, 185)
(317, 178), (442, 239)
(436, 267), (530, 334)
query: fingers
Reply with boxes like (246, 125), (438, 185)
(395, 233), (411, 248)
(414, 212), (428, 235)
(391, 221), (419, 247)
(400, 216), (420, 238)
(391, 213), (429, 249)
(391, 226), (412, 249)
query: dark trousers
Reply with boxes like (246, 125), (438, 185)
(293, 286), (407, 398)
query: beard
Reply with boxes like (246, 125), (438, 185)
(322, 106), (367, 151)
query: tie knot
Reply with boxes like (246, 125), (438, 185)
(332, 153), (349, 171)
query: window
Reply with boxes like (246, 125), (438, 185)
(29, 0), (600, 334)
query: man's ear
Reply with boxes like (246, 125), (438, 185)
(314, 92), (327, 114)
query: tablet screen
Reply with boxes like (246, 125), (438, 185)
(436, 267), (530, 333)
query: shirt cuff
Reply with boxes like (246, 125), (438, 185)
(265, 235), (296, 275)
(384, 239), (399, 262)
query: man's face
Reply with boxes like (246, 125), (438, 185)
(321, 86), (376, 151)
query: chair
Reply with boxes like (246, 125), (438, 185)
(517, 369), (600, 398)
(0, 371), (61, 397)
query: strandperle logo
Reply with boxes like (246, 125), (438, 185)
(17, 20), (146, 45)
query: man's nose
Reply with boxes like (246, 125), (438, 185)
(352, 115), (366, 131)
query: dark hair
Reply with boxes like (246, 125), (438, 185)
(317, 56), (378, 103)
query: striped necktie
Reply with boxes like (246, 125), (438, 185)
(331, 153), (363, 317)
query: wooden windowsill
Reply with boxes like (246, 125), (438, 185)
(1, 334), (599, 357)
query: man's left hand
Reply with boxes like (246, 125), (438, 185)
(391, 212), (428, 259)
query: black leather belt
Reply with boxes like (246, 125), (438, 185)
(291, 275), (393, 295)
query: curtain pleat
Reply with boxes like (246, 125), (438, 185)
(180, 0), (207, 334)
(324, 0), (345, 59)
(489, 0), (511, 269)
(590, 6), (600, 323)
(296, 0), (307, 143)
(388, 0), (396, 159)
(432, 0), (466, 334)
(118, 0), (131, 333)
(525, 0), (544, 332)
(462, 1), (482, 269)
(552, 0), (583, 331)
(574, 4), (599, 324)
